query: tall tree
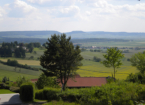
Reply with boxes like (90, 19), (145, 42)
(40, 34), (83, 91)
(130, 52), (145, 74)
(101, 47), (124, 81)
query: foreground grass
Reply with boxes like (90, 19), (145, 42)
(42, 100), (78, 105)
(0, 89), (15, 94)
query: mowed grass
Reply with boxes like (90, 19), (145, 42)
(0, 89), (15, 94)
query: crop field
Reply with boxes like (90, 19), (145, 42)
(0, 69), (40, 81)
(0, 63), (41, 81)
(77, 60), (138, 80)
(1, 41), (145, 81)
(81, 40), (145, 47)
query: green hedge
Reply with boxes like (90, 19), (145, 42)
(35, 87), (61, 101)
(20, 82), (35, 102)
(78, 81), (145, 105)
(35, 81), (145, 105)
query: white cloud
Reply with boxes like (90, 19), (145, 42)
(0, 7), (5, 17)
(14, 0), (37, 13)
(59, 5), (80, 17)
(86, 11), (91, 15)
(8, 0), (37, 18)
(27, 0), (76, 6)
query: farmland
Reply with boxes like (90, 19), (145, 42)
(1, 40), (145, 81)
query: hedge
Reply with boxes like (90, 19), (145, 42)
(20, 82), (35, 102)
(35, 87), (61, 101)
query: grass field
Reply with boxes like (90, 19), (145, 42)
(0, 63), (41, 81)
(81, 40), (145, 47)
(1, 42), (145, 81)
(0, 89), (15, 94)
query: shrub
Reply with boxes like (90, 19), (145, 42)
(35, 87), (60, 101)
(20, 82), (35, 102)
(16, 76), (29, 87)
(78, 81), (145, 105)
(126, 72), (145, 84)
(2, 76), (9, 83)
(93, 56), (101, 62)
(35, 73), (59, 89)
(10, 86), (20, 93)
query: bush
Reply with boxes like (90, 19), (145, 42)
(16, 76), (29, 87)
(0, 83), (10, 89)
(2, 76), (9, 83)
(78, 81), (145, 105)
(126, 72), (145, 84)
(20, 82), (35, 102)
(57, 88), (87, 102)
(93, 56), (101, 62)
(35, 87), (60, 101)
(35, 73), (59, 89)
(9, 86), (20, 93)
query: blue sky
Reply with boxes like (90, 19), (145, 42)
(0, 0), (145, 32)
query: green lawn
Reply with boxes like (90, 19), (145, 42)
(0, 89), (15, 94)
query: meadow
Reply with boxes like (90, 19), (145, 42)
(1, 40), (145, 81)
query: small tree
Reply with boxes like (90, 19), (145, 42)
(40, 34), (83, 91)
(130, 52), (145, 74)
(101, 47), (124, 81)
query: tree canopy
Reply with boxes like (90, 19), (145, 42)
(130, 52), (145, 74)
(101, 47), (124, 81)
(40, 34), (83, 91)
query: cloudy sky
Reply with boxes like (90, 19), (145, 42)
(0, 0), (145, 32)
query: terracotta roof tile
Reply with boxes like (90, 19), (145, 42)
(58, 77), (107, 87)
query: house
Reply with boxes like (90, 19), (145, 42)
(58, 76), (107, 88)
(31, 74), (107, 88)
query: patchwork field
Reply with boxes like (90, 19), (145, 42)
(1, 41), (145, 81)
(0, 63), (41, 81)
(77, 60), (138, 80)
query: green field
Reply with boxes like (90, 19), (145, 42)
(1, 41), (145, 81)
(0, 63), (41, 81)
(81, 40), (145, 47)
(0, 89), (15, 94)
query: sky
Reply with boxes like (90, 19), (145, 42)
(0, 0), (145, 32)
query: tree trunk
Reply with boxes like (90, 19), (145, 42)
(61, 83), (66, 92)
(114, 67), (115, 82)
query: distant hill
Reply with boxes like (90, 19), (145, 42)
(0, 31), (145, 39)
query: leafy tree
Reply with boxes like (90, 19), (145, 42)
(40, 34), (83, 91)
(101, 47), (124, 81)
(130, 52), (145, 74)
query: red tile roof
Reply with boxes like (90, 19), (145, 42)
(58, 77), (107, 87)
(31, 75), (107, 87)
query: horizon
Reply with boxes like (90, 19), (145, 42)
(0, 30), (145, 33)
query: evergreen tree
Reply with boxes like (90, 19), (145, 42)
(40, 34), (83, 91)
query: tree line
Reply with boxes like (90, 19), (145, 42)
(0, 59), (39, 71)
(0, 41), (41, 58)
